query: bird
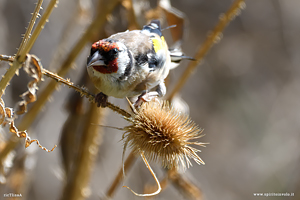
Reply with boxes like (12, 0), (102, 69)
(87, 20), (192, 108)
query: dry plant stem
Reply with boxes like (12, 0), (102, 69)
(144, 168), (202, 200)
(17, 0), (121, 132)
(41, 69), (94, 102)
(60, 103), (104, 200)
(167, 0), (245, 100)
(18, 0), (58, 62)
(168, 168), (203, 200)
(41, 68), (131, 118)
(0, 55), (14, 62)
(0, 0), (57, 98)
(106, 151), (136, 198)
(0, 136), (18, 162)
(17, 0), (44, 55)
(0, 0), (57, 169)
(144, 176), (169, 200)
(0, 56), (130, 118)
(123, 152), (162, 197)
(161, 1), (246, 197)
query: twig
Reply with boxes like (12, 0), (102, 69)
(17, 0), (44, 55)
(18, 0), (59, 62)
(0, 0), (58, 98)
(41, 68), (131, 118)
(167, 0), (246, 100)
(0, 53), (130, 167)
(168, 168), (203, 200)
(163, 1), (246, 198)
(144, 168), (203, 200)
(0, 55), (14, 63)
(17, 0), (121, 132)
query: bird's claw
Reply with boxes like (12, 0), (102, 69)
(134, 91), (159, 108)
(95, 92), (108, 107)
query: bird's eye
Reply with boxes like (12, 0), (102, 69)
(107, 48), (119, 59)
(112, 48), (119, 54)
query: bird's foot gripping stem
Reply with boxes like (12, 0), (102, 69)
(95, 92), (108, 107)
(134, 91), (159, 108)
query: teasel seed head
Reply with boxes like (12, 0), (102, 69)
(123, 100), (207, 171)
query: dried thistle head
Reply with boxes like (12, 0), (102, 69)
(123, 100), (207, 171)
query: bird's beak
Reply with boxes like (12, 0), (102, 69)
(87, 51), (105, 67)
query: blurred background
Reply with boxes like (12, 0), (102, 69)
(0, 0), (299, 199)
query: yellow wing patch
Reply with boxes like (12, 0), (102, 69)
(151, 36), (168, 53)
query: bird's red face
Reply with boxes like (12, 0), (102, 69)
(87, 39), (120, 74)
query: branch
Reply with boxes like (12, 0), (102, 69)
(0, 0), (58, 98)
(41, 68), (131, 118)
(167, 0), (246, 100)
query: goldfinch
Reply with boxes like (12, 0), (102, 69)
(87, 20), (190, 107)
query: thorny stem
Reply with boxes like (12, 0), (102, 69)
(0, 0), (121, 171)
(17, 0), (121, 132)
(0, 57), (132, 118)
(0, 1), (244, 198)
(18, 0), (58, 62)
(0, 55), (14, 63)
(0, 0), (57, 99)
(17, 0), (44, 55)
(167, 0), (246, 100)
(41, 68), (131, 118)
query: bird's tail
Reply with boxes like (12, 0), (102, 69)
(168, 46), (195, 69)
(143, 20), (195, 69)
(169, 49), (195, 63)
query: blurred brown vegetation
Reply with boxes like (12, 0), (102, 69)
(0, 0), (299, 200)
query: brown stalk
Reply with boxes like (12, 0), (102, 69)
(0, 0), (120, 165)
(17, 0), (121, 132)
(0, 0), (58, 173)
(168, 168), (203, 200)
(0, 56), (131, 120)
(17, 0), (58, 62)
(99, 1), (247, 197)
(17, 0), (44, 56)
(60, 103), (104, 200)
(0, 0), (57, 98)
(167, 0), (246, 100)
(41, 68), (131, 118)
(145, 168), (203, 200)
(160, 0), (245, 198)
